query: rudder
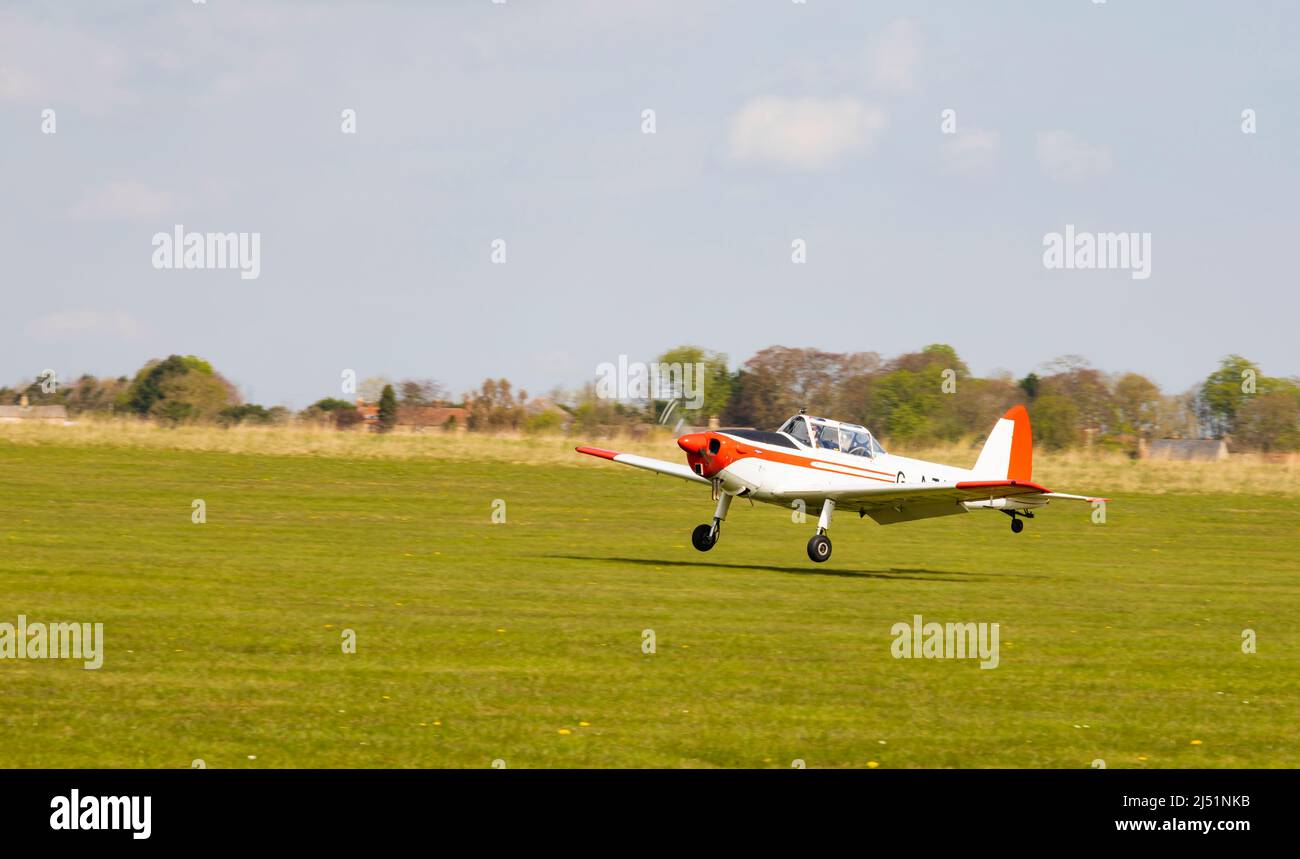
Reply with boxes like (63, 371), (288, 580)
(973, 405), (1033, 481)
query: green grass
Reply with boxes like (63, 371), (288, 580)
(2, 440), (1298, 768)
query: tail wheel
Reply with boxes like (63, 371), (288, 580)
(691, 523), (718, 552)
(1010, 517), (1024, 534)
(807, 534), (832, 563)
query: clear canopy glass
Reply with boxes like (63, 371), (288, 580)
(778, 416), (885, 457)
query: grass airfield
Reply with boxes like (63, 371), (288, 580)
(3, 428), (1298, 768)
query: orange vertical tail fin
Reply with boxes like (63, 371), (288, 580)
(1004, 404), (1033, 482)
(973, 405), (1033, 482)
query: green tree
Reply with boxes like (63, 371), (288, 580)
(1038, 358), (1114, 432)
(217, 404), (274, 427)
(377, 384), (399, 433)
(465, 378), (528, 430)
(568, 382), (641, 433)
(872, 368), (939, 442)
(654, 345), (731, 425)
(1032, 394), (1081, 450)
(62, 374), (130, 415)
(1199, 355), (1260, 437)
(1153, 390), (1201, 439)
(1113, 372), (1162, 436)
(865, 345), (968, 443)
(399, 379), (445, 406)
(307, 398), (355, 412)
(122, 355), (237, 423)
(299, 398), (362, 430)
(938, 374), (1022, 441)
(1017, 372), (1040, 402)
(722, 346), (878, 428)
(1235, 387), (1300, 451)
(524, 410), (564, 433)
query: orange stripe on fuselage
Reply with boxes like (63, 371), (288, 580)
(807, 460), (897, 482)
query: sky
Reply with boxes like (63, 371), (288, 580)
(3, 0), (1298, 409)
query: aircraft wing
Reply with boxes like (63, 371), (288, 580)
(771, 478), (1051, 506)
(576, 446), (710, 485)
(1040, 491), (1110, 502)
(772, 479), (1061, 524)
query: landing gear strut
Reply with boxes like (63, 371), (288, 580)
(807, 500), (835, 562)
(691, 491), (733, 552)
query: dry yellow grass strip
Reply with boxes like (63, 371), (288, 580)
(0, 418), (679, 465)
(3, 418), (1297, 496)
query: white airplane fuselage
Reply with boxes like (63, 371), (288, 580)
(576, 406), (1100, 563)
(676, 428), (1048, 515)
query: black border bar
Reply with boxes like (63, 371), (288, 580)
(3, 768), (1286, 845)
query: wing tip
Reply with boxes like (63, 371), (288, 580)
(576, 445), (620, 461)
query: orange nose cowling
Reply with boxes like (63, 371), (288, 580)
(678, 432), (733, 479)
(678, 433), (714, 478)
(677, 433), (708, 455)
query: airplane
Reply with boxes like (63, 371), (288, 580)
(576, 405), (1106, 563)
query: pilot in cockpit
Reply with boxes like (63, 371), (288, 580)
(816, 425), (840, 451)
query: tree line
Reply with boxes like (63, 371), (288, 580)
(4, 346), (1297, 451)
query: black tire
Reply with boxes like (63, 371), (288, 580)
(691, 523), (718, 552)
(807, 534), (832, 563)
(1010, 517), (1024, 534)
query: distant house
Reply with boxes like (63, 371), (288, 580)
(346, 397), (472, 432)
(0, 399), (69, 425)
(354, 399), (380, 429)
(523, 397), (571, 430)
(1141, 438), (1229, 462)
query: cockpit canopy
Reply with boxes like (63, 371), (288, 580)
(777, 415), (886, 458)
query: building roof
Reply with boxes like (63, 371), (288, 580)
(524, 397), (569, 417)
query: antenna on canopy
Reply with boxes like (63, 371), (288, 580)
(797, 407), (807, 415)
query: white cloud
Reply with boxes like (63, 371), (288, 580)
(25, 310), (141, 343)
(942, 128), (1000, 175)
(69, 181), (176, 221)
(726, 97), (888, 170)
(869, 19), (920, 94)
(0, 10), (136, 113)
(1, 6), (311, 115)
(1035, 130), (1113, 182)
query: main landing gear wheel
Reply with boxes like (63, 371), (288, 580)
(1010, 517), (1024, 534)
(807, 534), (832, 563)
(691, 523), (718, 552)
